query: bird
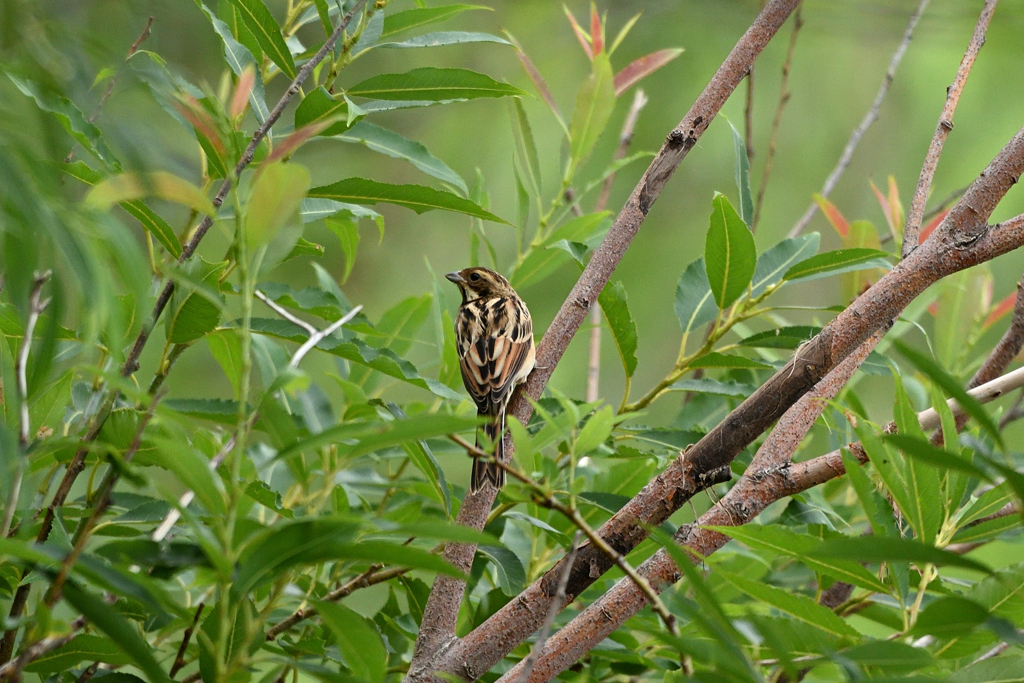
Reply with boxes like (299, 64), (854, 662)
(446, 267), (536, 493)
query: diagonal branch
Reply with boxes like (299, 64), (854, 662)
(408, 2), (802, 673)
(903, 0), (998, 256)
(788, 0), (930, 238)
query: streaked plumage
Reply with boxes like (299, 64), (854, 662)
(446, 267), (536, 492)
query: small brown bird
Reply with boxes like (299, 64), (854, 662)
(446, 267), (536, 492)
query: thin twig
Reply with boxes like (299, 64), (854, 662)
(588, 89), (648, 403)
(903, 0), (997, 256)
(923, 184), (968, 221)
(518, 533), (582, 683)
(744, 67), (755, 166)
(170, 603), (205, 679)
(64, 16), (154, 163)
(999, 389), (1024, 430)
(256, 290), (317, 335)
(752, 5), (802, 232)
(289, 305), (362, 368)
(917, 365), (1024, 431)
(266, 565), (410, 640)
(0, 614), (88, 681)
(788, 0), (930, 238)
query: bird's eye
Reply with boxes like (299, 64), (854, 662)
(470, 273), (481, 282)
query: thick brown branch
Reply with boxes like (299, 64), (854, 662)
(903, 0), (998, 256)
(788, 0), (930, 238)
(409, 2), (801, 674)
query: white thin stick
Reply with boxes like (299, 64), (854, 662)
(256, 290), (317, 335)
(918, 365), (1024, 431)
(289, 305), (362, 368)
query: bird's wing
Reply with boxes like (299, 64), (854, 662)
(457, 297), (535, 416)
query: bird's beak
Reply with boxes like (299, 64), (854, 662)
(445, 271), (465, 284)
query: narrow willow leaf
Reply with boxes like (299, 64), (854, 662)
(347, 67), (526, 101)
(840, 220), (885, 304)
(720, 572), (860, 639)
(87, 171), (215, 217)
(705, 192), (756, 310)
(812, 536), (992, 574)
(312, 0), (332, 37)
(220, 0), (262, 59)
(225, 0), (296, 79)
(598, 281), (638, 378)
(293, 86), (361, 136)
(350, 294), (432, 387)
(738, 325), (820, 349)
(569, 52), (614, 166)
(783, 247), (892, 281)
(195, 1), (269, 123)
(63, 162), (181, 257)
(709, 524), (888, 593)
(894, 340), (1002, 446)
(511, 98), (541, 198)
(325, 213), (359, 283)
(674, 258), (717, 335)
(308, 177), (508, 223)
(164, 257), (227, 344)
(688, 352), (771, 370)
(336, 121), (467, 194)
(891, 376), (942, 545)
(317, 602), (388, 682)
(8, 75), (120, 169)
(24, 634), (130, 673)
(62, 583), (172, 683)
(381, 4), (490, 38)
(476, 545), (526, 595)
(668, 378), (756, 398)
(381, 31), (512, 48)
(148, 436), (226, 514)
(725, 117), (753, 225)
(233, 519), (359, 595)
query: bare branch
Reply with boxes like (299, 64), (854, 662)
(918, 365), (1024, 431)
(256, 290), (317, 335)
(289, 305), (362, 368)
(518, 534), (582, 683)
(903, 0), (998, 256)
(409, 3), (802, 673)
(788, 0), (930, 238)
(170, 603), (205, 679)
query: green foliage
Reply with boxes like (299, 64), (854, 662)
(2, 2), (1023, 683)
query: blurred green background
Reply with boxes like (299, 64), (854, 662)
(3, 0), (1023, 456)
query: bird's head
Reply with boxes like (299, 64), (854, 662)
(445, 267), (515, 303)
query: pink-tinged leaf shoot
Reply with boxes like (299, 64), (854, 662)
(870, 179), (891, 229)
(613, 48), (683, 97)
(230, 66), (255, 121)
(919, 209), (950, 244)
(590, 2), (604, 56)
(813, 193), (849, 238)
(982, 291), (1016, 329)
(265, 119), (332, 164)
(887, 175), (904, 234)
(564, 5), (593, 60)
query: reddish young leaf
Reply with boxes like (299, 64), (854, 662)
(613, 48), (683, 97)
(590, 3), (603, 56)
(174, 97), (226, 158)
(506, 32), (564, 125)
(870, 179), (891, 230)
(265, 119), (332, 164)
(919, 209), (950, 243)
(813, 193), (849, 238)
(887, 175), (904, 234)
(564, 6), (593, 60)
(230, 66), (255, 121)
(982, 291), (1015, 329)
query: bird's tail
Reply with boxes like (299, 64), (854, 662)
(471, 409), (506, 493)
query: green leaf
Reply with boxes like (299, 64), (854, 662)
(960, 483), (1015, 526)
(884, 434), (990, 483)
(511, 98), (541, 198)
(949, 656), (1024, 683)
(598, 281), (638, 378)
(841, 220), (886, 304)
(317, 602), (387, 682)
(165, 257), (227, 344)
(350, 294), (432, 386)
(198, 600), (261, 683)
(737, 326), (820, 349)
(225, 0), (296, 79)
(511, 212), (609, 288)
(234, 519), (359, 596)
(725, 117), (753, 225)
(911, 595), (991, 638)
(709, 525), (889, 593)
(308, 177), (508, 223)
(783, 247), (892, 282)
(812, 536), (992, 574)
(200, 1), (269, 123)
(164, 398), (239, 424)
(244, 481), (293, 518)
(277, 413), (482, 461)
(705, 192), (756, 310)
(311, 0), (332, 37)
(294, 86), (361, 136)
(843, 450), (899, 538)
(668, 378), (756, 398)
(476, 544), (525, 595)
(247, 161), (310, 250)
(575, 406), (614, 456)
(674, 258), (717, 336)
(750, 233), (819, 296)
(248, 317), (460, 399)
(63, 162), (182, 257)
(325, 213), (360, 284)
(688, 352), (771, 370)
(147, 436), (226, 515)
(8, 74), (119, 169)
(719, 571), (860, 639)
(382, 30), (512, 49)
(381, 5), (490, 38)
(24, 634), (130, 673)
(853, 422), (915, 534)
(336, 121), (467, 194)
(62, 582), (171, 683)
(891, 377), (943, 545)
(87, 172), (215, 217)
(347, 67), (526, 101)
(839, 640), (934, 674)
(569, 52), (615, 166)
(894, 340), (1002, 447)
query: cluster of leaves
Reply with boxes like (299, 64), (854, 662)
(0, 1), (1022, 683)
